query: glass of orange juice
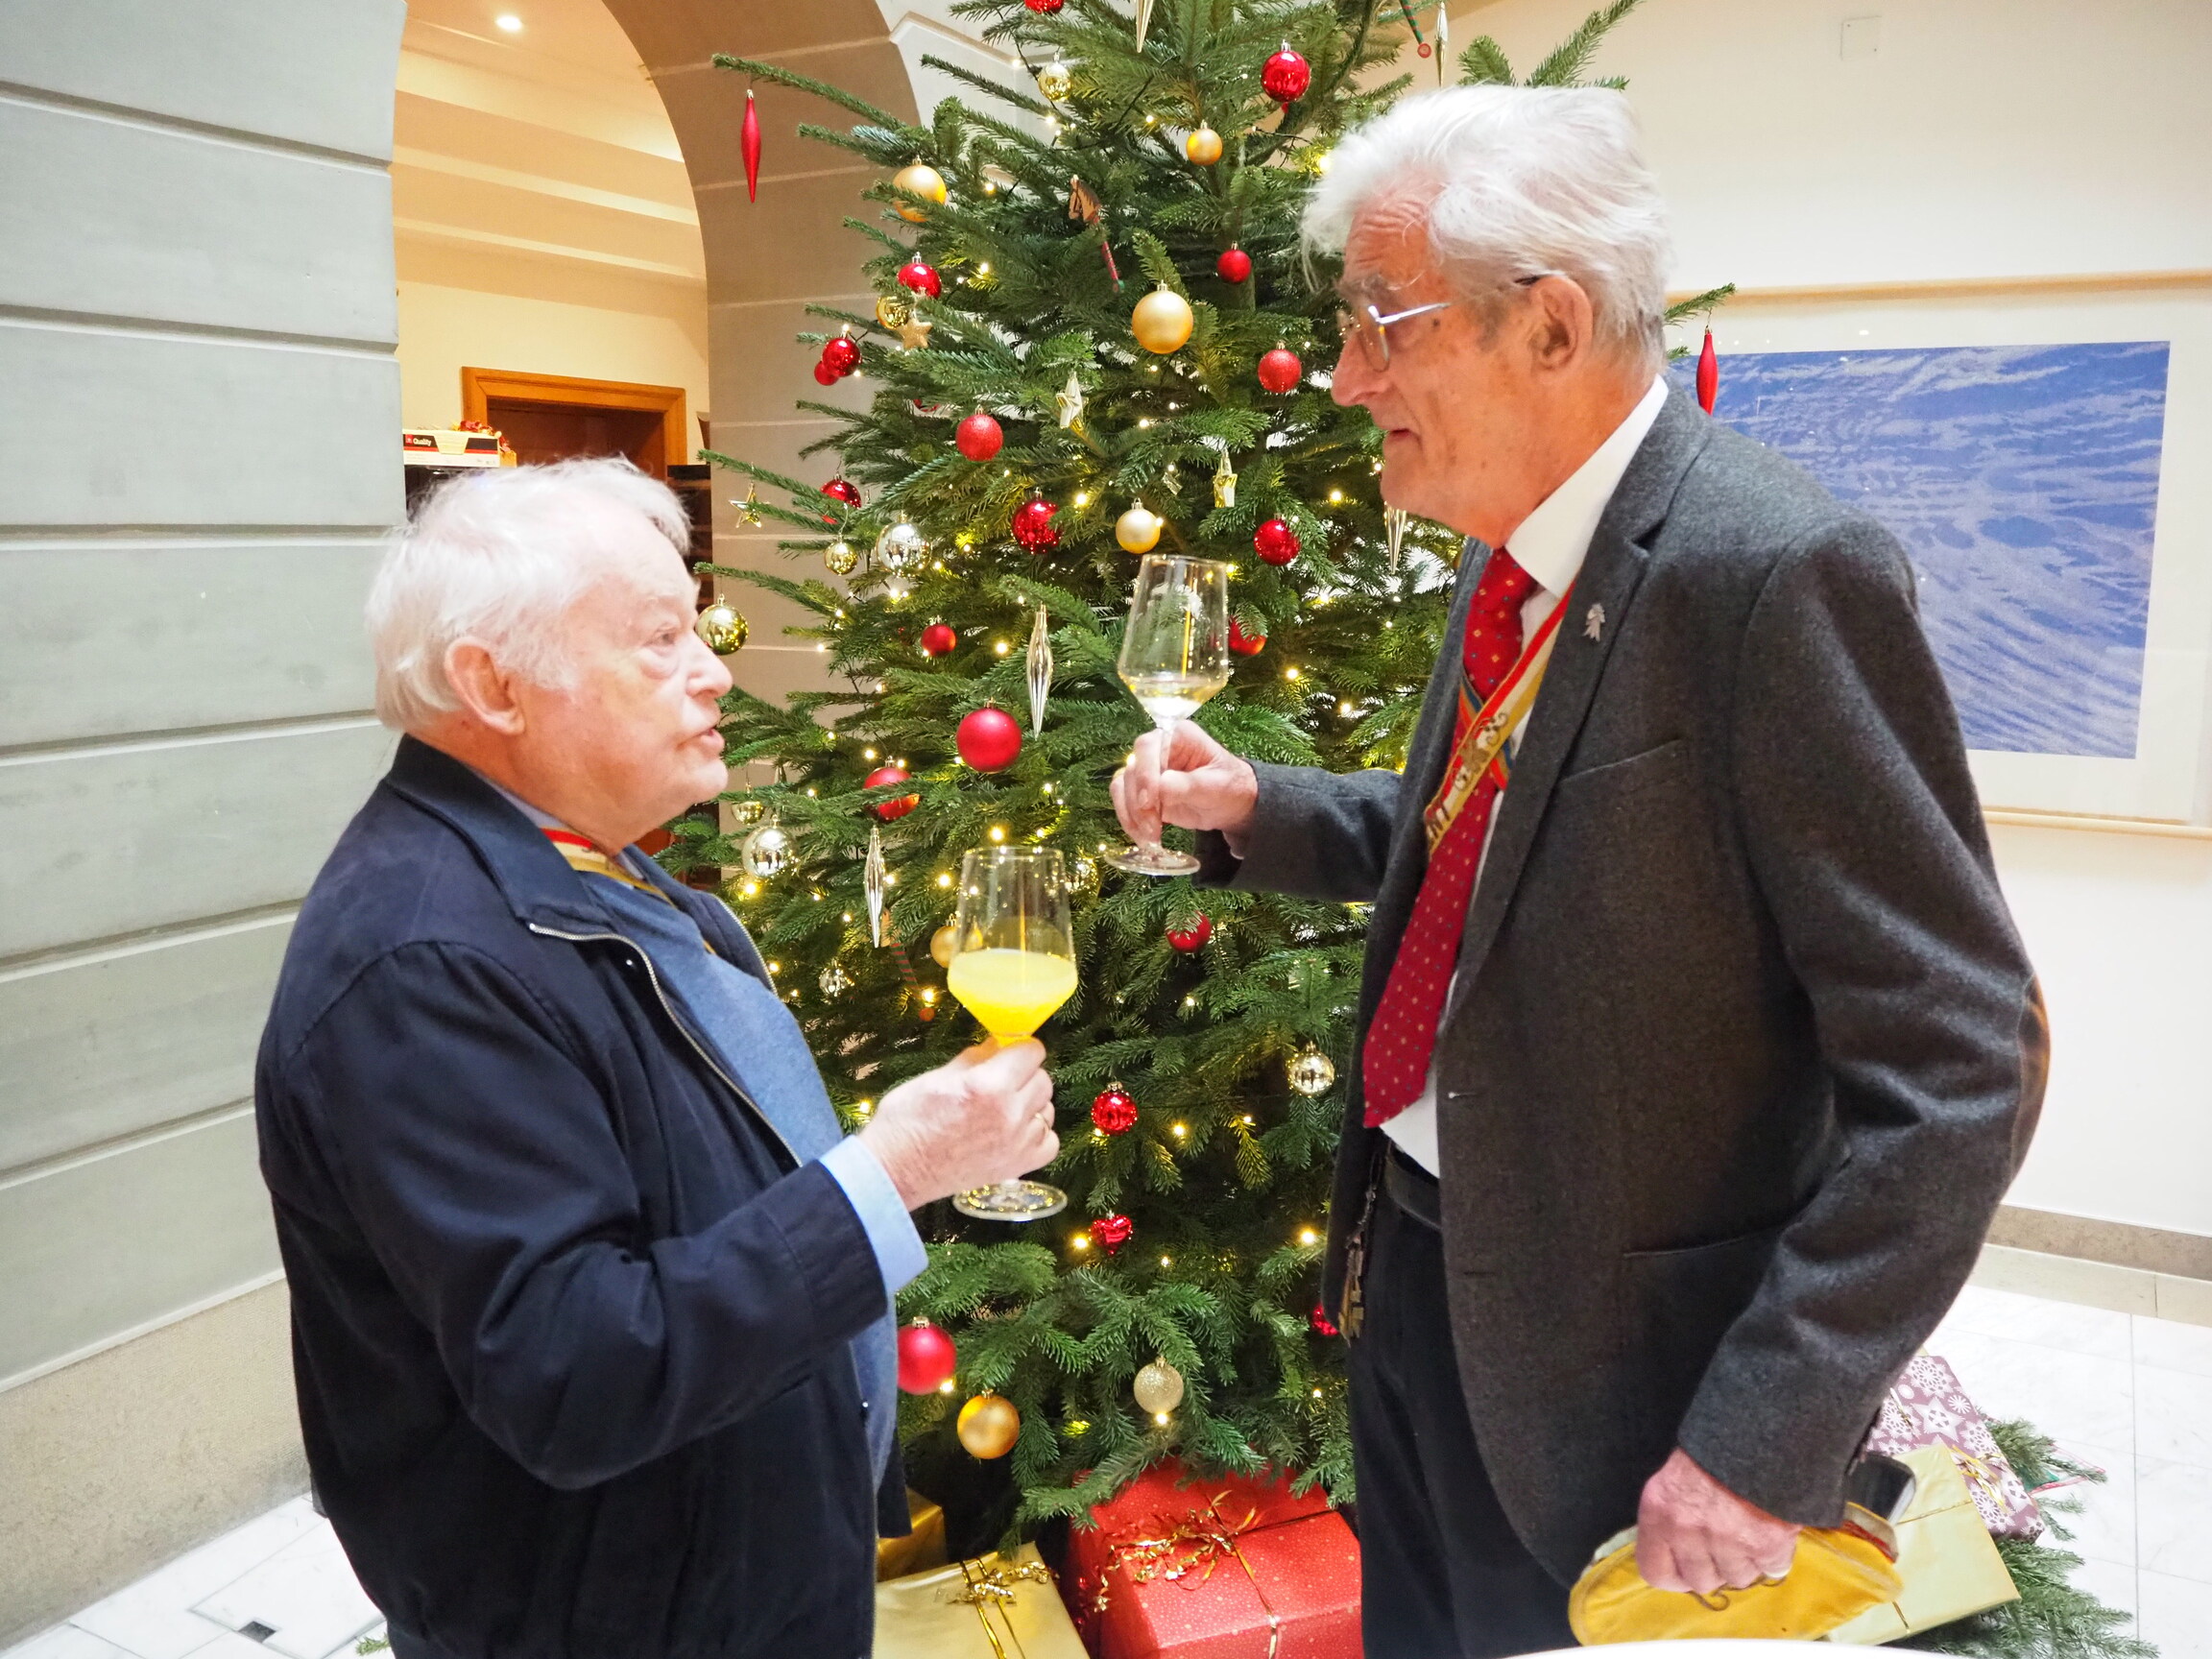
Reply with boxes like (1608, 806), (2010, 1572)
(946, 846), (1075, 1220)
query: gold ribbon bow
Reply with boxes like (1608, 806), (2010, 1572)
(1089, 1492), (1284, 1659)
(946, 1556), (1053, 1659)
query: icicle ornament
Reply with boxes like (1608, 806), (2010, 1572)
(1025, 605), (1053, 736)
(1384, 506), (1410, 573)
(864, 826), (888, 946)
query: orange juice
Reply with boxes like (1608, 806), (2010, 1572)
(946, 949), (1078, 1041)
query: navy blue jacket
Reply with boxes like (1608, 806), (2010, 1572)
(255, 738), (902, 1659)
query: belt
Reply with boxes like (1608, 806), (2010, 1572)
(1382, 1143), (1441, 1230)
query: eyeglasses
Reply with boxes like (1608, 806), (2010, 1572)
(1335, 301), (1454, 372)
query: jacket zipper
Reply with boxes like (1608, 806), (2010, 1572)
(525, 921), (802, 1170)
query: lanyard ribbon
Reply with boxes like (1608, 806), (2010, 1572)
(1420, 585), (1572, 853)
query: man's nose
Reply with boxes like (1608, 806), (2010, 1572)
(1330, 339), (1376, 407)
(690, 633), (734, 699)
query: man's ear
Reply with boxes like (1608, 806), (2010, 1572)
(444, 639), (528, 735)
(1525, 276), (1596, 374)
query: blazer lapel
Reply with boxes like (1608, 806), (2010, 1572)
(1452, 387), (1712, 987)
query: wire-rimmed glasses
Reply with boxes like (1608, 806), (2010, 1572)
(1334, 300), (1455, 372)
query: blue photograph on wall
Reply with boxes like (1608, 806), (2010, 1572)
(1682, 341), (2171, 757)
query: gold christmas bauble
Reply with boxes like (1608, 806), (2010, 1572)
(1184, 125), (1223, 165)
(955, 1391), (1022, 1458)
(1133, 1357), (1186, 1416)
(730, 798), (765, 828)
(824, 540), (859, 576)
(1116, 506), (1163, 554)
(892, 162), (947, 222)
(1287, 1044), (1337, 1097)
(696, 599), (749, 654)
(1132, 283), (1193, 354)
(929, 923), (958, 970)
(1035, 60), (1073, 102)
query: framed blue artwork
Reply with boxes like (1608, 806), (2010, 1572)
(1678, 342), (2172, 761)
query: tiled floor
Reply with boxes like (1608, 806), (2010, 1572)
(5, 1285), (2207, 1659)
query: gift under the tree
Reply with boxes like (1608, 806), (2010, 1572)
(1863, 1353), (2044, 1541)
(1065, 1465), (1359, 1659)
(879, 1489), (950, 1582)
(876, 1544), (1087, 1659)
(1826, 1444), (2019, 1643)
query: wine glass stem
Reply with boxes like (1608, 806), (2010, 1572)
(1147, 714), (1178, 855)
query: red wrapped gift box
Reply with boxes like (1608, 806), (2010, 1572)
(1065, 1465), (1359, 1659)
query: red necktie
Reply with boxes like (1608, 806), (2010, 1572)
(1363, 549), (1538, 1126)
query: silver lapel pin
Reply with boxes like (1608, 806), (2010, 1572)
(1584, 602), (1605, 642)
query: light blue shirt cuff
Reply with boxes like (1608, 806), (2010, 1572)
(819, 1136), (927, 1300)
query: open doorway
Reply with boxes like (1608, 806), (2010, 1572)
(460, 366), (687, 474)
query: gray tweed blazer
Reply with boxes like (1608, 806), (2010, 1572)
(1197, 385), (2047, 1582)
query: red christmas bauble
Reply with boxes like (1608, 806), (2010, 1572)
(897, 1321), (959, 1393)
(1090, 1086), (1138, 1135)
(897, 258), (943, 299)
(1166, 913), (1212, 952)
(1310, 1303), (1340, 1338)
(920, 622), (958, 658)
(1011, 496), (1060, 552)
(1253, 518), (1301, 565)
(1257, 347), (1302, 394)
(1228, 617), (1266, 656)
(812, 362), (839, 386)
(821, 478), (861, 522)
(1090, 1214), (1134, 1254)
(956, 707), (1022, 772)
(822, 334), (861, 375)
(1215, 247), (1252, 285)
(1023, 0), (1064, 11)
(1262, 43), (1311, 105)
(955, 409), (1003, 461)
(863, 764), (919, 821)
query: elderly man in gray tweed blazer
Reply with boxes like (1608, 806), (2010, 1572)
(1114, 86), (2047, 1657)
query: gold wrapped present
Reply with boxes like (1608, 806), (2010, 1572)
(1826, 1445), (2018, 1644)
(875, 1545), (1087, 1659)
(879, 1490), (949, 1583)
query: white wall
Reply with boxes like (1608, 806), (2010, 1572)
(1444, 0), (2212, 1239)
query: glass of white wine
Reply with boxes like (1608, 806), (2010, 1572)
(1110, 554), (1234, 877)
(945, 846), (1077, 1220)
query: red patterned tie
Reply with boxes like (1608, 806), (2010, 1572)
(1363, 548), (1538, 1126)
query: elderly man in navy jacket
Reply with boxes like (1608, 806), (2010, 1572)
(255, 459), (1058, 1659)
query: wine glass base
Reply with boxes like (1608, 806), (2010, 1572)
(951, 1180), (1069, 1221)
(1106, 843), (1201, 877)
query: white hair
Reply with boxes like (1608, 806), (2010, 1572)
(369, 456), (693, 731)
(1304, 84), (1673, 369)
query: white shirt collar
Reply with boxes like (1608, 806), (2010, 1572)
(1499, 374), (1670, 599)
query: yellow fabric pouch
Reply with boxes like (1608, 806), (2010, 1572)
(1568, 1505), (1903, 1643)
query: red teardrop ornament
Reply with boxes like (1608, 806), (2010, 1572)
(1696, 325), (1719, 415)
(742, 88), (761, 204)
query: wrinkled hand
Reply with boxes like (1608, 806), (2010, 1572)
(858, 1040), (1058, 1210)
(1635, 1448), (1802, 1595)
(1111, 720), (1259, 854)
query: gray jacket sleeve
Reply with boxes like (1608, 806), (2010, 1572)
(1676, 518), (2047, 1524)
(1194, 762), (1406, 902)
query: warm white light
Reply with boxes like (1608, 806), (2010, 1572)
(937, 873), (952, 887)
(994, 640), (1010, 655)
(1285, 665), (1301, 680)
(989, 826), (1007, 842)
(1071, 1233), (1091, 1250)
(494, 12), (523, 31)
(741, 880), (759, 897)
(1298, 1227), (1319, 1245)
(1171, 1123), (1188, 1138)
(864, 747), (878, 760)
(1159, 1255), (1171, 1266)
(1073, 491), (1091, 507)
(977, 261), (992, 275)
(1154, 1410), (1169, 1425)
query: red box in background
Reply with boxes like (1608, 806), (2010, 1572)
(1063, 1464), (1359, 1659)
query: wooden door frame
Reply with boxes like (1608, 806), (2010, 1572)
(460, 368), (688, 475)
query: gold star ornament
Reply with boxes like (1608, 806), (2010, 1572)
(1055, 371), (1086, 429)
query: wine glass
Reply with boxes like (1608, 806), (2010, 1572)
(945, 846), (1077, 1220)
(1110, 554), (1234, 877)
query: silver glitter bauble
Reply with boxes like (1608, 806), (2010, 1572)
(1286, 1045), (1336, 1097)
(1133, 1357), (1185, 1415)
(819, 963), (852, 998)
(873, 520), (929, 572)
(740, 821), (792, 879)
